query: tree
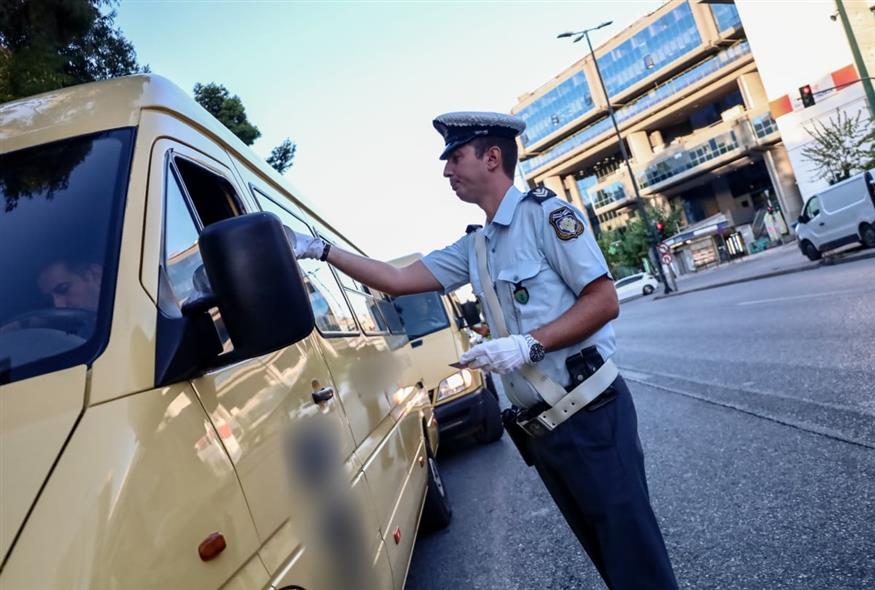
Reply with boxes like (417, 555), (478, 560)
(193, 82), (261, 146)
(266, 139), (296, 174)
(0, 0), (146, 103)
(801, 109), (873, 184)
(596, 203), (683, 275)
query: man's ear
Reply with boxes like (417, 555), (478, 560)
(485, 145), (502, 172)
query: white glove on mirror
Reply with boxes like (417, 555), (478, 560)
(458, 334), (530, 375)
(285, 227), (326, 260)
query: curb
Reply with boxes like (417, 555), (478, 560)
(653, 249), (875, 300)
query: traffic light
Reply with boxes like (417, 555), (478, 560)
(799, 84), (816, 108)
(655, 221), (665, 240)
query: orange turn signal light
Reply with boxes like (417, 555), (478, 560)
(198, 532), (227, 562)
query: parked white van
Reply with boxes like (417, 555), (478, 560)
(796, 170), (875, 260)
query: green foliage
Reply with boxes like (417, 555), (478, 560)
(193, 82), (261, 146)
(801, 109), (874, 184)
(596, 203), (683, 275)
(0, 0), (146, 103)
(266, 138), (296, 174)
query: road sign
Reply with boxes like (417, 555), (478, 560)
(657, 242), (670, 255)
(660, 253), (673, 265)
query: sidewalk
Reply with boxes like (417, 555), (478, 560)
(655, 241), (875, 299)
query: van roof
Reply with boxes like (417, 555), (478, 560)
(0, 74), (353, 252)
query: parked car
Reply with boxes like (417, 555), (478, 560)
(796, 169), (875, 261)
(389, 254), (503, 446)
(0, 75), (449, 590)
(615, 272), (659, 301)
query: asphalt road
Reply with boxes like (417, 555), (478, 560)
(407, 256), (875, 590)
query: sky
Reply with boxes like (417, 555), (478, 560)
(115, 0), (663, 260)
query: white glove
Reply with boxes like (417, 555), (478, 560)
(458, 334), (530, 375)
(285, 227), (326, 260)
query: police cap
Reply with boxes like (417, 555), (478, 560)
(432, 111), (526, 160)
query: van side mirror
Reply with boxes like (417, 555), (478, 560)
(199, 212), (315, 359)
(798, 214), (809, 224)
(459, 300), (482, 327)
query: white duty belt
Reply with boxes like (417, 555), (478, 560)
(472, 230), (618, 432)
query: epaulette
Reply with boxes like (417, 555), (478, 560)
(465, 224), (483, 234)
(527, 186), (556, 203)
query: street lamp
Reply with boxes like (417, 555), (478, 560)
(558, 23), (673, 294)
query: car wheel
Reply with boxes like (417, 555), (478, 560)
(474, 384), (504, 444)
(420, 454), (452, 531)
(860, 223), (875, 248)
(642, 284), (655, 295)
(802, 240), (821, 261)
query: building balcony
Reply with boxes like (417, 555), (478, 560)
(634, 108), (780, 194)
(588, 168), (637, 215)
(520, 40), (752, 179)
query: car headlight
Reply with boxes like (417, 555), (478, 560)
(437, 369), (474, 402)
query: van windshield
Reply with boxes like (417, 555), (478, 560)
(392, 291), (450, 340)
(0, 128), (134, 385)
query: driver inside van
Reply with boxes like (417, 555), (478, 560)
(37, 260), (103, 311)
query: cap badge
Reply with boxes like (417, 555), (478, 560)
(549, 207), (585, 241)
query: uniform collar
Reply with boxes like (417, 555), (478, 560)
(488, 185), (525, 228)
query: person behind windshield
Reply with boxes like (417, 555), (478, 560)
(37, 260), (102, 311)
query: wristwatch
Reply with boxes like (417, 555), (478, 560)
(522, 334), (546, 364)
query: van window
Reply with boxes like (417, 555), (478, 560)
(253, 190), (358, 335)
(312, 226), (389, 336)
(393, 291), (450, 340)
(0, 128), (134, 385)
(805, 196), (820, 218)
(161, 156), (243, 349)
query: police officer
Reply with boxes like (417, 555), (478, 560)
(291, 112), (678, 589)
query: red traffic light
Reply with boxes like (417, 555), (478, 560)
(799, 84), (816, 108)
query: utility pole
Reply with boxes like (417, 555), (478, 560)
(558, 24), (672, 293)
(834, 0), (875, 119)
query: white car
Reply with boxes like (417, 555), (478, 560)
(614, 272), (659, 302)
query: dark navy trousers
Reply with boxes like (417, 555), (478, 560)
(526, 376), (678, 590)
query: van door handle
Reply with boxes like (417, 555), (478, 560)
(312, 387), (335, 404)
(818, 222), (825, 226)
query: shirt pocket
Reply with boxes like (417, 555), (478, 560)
(497, 259), (545, 327)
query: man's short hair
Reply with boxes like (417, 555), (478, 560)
(470, 136), (518, 178)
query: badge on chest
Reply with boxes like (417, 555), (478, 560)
(513, 282), (529, 305)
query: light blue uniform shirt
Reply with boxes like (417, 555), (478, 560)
(422, 186), (616, 409)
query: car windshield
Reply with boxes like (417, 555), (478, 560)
(392, 291), (450, 340)
(0, 129), (134, 385)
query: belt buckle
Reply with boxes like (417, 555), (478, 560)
(518, 417), (550, 438)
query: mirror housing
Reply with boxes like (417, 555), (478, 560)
(199, 212), (315, 360)
(798, 214), (809, 225)
(459, 300), (482, 327)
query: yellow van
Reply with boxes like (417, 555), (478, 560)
(0, 75), (450, 590)
(389, 255), (503, 446)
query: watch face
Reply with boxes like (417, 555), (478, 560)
(530, 343), (546, 363)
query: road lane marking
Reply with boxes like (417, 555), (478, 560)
(620, 366), (875, 450)
(737, 287), (872, 306)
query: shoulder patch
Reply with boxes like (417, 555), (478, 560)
(548, 206), (585, 240)
(527, 186), (556, 203)
(465, 224), (483, 234)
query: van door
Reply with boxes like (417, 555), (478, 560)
(152, 143), (377, 589)
(241, 181), (395, 589)
(251, 191), (428, 589)
(802, 195), (829, 246)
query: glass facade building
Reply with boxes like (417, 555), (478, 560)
(520, 41), (752, 175)
(596, 1), (701, 98)
(518, 72), (594, 147)
(711, 4), (742, 33)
